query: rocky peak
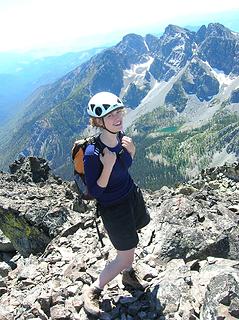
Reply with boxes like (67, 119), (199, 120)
(121, 33), (145, 45)
(151, 25), (195, 81)
(115, 33), (149, 66)
(206, 22), (236, 39)
(116, 33), (147, 55)
(0, 157), (239, 319)
(198, 23), (239, 75)
(161, 24), (195, 53)
(164, 24), (193, 37)
(195, 24), (207, 44)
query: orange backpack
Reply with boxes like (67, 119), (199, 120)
(71, 135), (103, 200)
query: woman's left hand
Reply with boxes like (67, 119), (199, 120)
(121, 136), (136, 158)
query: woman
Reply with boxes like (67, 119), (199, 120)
(83, 91), (150, 316)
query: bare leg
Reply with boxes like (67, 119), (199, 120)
(93, 248), (135, 289)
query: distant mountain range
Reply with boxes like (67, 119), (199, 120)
(0, 23), (238, 189)
(0, 47), (105, 125)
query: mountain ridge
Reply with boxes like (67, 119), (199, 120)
(0, 47), (106, 125)
(0, 23), (238, 189)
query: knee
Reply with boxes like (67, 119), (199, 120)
(116, 250), (135, 269)
(123, 256), (134, 269)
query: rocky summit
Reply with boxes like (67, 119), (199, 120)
(0, 157), (239, 320)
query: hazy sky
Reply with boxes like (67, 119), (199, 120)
(1, 0), (239, 54)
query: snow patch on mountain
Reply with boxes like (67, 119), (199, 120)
(219, 76), (239, 101)
(167, 41), (187, 70)
(209, 67), (239, 101)
(124, 63), (189, 129)
(144, 40), (150, 52)
(199, 62), (239, 100)
(121, 57), (154, 94)
(211, 68), (235, 86)
(178, 66), (239, 131)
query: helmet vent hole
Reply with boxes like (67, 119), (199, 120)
(102, 104), (110, 109)
(95, 107), (102, 116)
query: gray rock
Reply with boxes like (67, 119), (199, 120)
(0, 231), (15, 252)
(0, 158), (239, 319)
(201, 273), (239, 319)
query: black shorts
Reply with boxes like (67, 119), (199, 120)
(98, 185), (150, 251)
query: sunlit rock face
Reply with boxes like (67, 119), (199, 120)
(0, 157), (239, 319)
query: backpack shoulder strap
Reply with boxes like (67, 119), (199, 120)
(117, 130), (125, 141)
(89, 132), (125, 156)
(117, 131), (125, 156)
(93, 135), (104, 154)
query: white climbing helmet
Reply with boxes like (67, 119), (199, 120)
(87, 92), (124, 118)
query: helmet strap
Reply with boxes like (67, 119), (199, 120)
(101, 118), (119, 135)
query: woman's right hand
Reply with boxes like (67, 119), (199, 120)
(100, 147), (117, 168)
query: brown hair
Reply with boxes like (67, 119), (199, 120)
(89, 117), (103, 128)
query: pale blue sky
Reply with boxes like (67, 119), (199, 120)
(0, 0), (239, 55)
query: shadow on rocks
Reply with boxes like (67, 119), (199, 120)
(97, 285), (164, 320)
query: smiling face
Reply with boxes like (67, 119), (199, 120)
(102, 108), (124, 133)
(90, 108), (125, 133)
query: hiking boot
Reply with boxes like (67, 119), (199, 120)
(122, 268), (148, 290)
(83, 285), (102, 316)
